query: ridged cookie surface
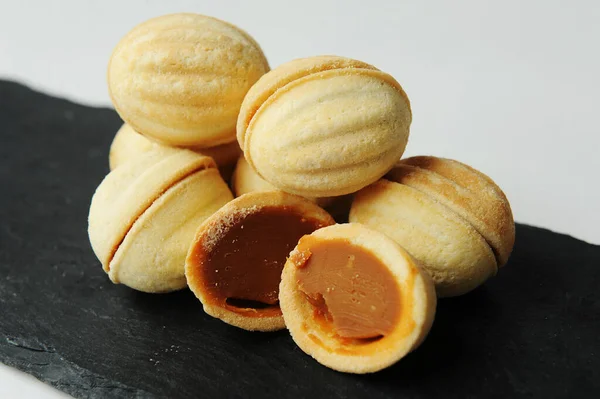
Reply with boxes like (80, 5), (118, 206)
(237, 56), (411, 197)
(388, 156), (515, 267)
(109, 124), (241, 180)
(88, 149), (233, 292)
(350, 180), (497, 297)
(108, 13), (269, 147)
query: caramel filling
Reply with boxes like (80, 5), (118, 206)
(202, 206), (326, 317)
(293, 239), (400, 341)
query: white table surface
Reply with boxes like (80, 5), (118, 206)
(1, 0), (598, 397)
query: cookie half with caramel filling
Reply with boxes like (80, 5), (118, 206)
(280, 223), (436, 373)
(185, 191), (335, 331)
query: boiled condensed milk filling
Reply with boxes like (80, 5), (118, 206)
(291, 237), (401, 344)
(199, 206), (328, 317)
(280, 223), (437, 373)
(185, 191), (336, 331)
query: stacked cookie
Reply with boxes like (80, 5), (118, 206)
(88, 13), (515, 374)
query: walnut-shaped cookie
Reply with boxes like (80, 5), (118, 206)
(350, 156), (515, 297)
(185, 191), (334, 331)
(88, 149), (233, 293)
(237, 55), (412, 197)
(108, 13), (269, 147)
(280, 223), (436, 373)
(109, 124), (241, 181)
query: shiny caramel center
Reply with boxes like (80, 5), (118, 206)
(202, 206), (326, 317)
(293, 238), (400, 340)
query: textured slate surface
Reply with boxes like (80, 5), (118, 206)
(0, 79), (599, 398)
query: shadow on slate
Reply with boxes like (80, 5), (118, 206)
(0, 79), (599, 399)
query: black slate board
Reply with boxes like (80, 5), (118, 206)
(0, 79), (599, 399)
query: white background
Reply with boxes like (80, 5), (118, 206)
(1, 0), (598, 397)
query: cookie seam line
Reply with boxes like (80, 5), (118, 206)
(382, 176), (499, 273)
(392, 162), (505, 268)
(106, 158), (215, 272)
(243, 67), (405, 175)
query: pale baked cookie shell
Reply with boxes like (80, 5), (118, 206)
(394, 156), (515, 267)
(231, 156), (334, 207)
(231, 155), (278, 195)
(110, 168), (233, 292)
(89, 150), (216, 269)
(236, 55), (378, 147)
(350, 180), (497, 297)
(88, 150), (233, 293)
(109, 124), (241, 180)
(109, 123), (157, 170)
(280, 223), (436, 374)
(245, 68), (411, 197)
(107, 13), (269, 147)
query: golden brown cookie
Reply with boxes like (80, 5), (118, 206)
(185, 191), (335, 331)
(350, 156), (515, 297)
(389, 156), (515, 267)
(230, 156), (334, 207)
(88, 149), (233, 293)
(280, 223), (436, 373)
(236, 55), (412, 197)
(108, 13), (269, 147)
(230, 155), (278, 195)
(109, 124), (241, 181)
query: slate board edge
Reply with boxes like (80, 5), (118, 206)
(0, 336), (153, 399)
